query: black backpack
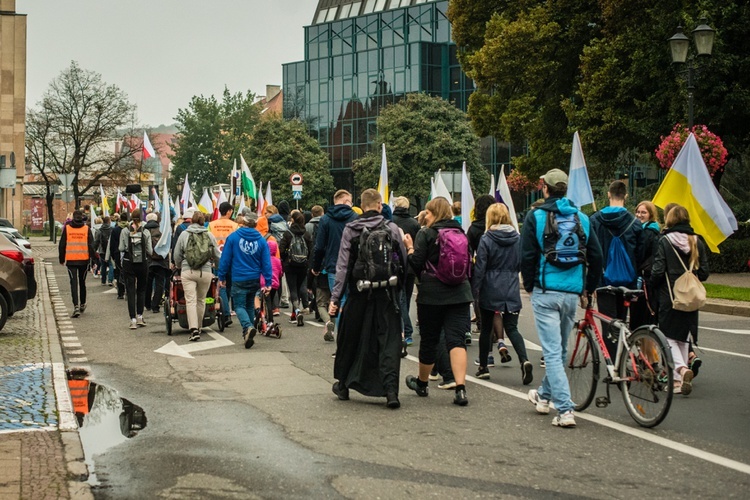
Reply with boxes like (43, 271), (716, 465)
(288, 233), (309, 265)
(352, 220), (399, 283)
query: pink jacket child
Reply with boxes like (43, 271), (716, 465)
(262, 240), (283, 290)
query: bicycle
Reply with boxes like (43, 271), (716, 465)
(566, 286), (674, 428)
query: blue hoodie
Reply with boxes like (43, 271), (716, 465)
(312, 204), (358, 274)
(218, 227), (272, 284)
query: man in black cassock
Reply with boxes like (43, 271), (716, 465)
(328, 189), (407, 409)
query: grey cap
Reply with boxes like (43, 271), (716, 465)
(239, 207), (258, 221)
(540, 168), (568, 187)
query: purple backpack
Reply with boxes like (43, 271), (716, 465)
(427, 227), (471, 285)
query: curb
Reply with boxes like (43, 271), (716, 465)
(702, 300), (750, 317)
(41, 261), (94, 500)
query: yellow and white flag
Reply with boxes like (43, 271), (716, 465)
(197, 188), (213, 214)
(653, 133), (737, 252)
(377, 143), (389, 204)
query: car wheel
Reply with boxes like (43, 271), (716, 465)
(0, 293), (9, 331)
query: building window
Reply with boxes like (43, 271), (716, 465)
(362, 0), (375, 14)
(315, 9), (328, 24)
(326, 7), (339, 22)
(373, 0), (387, 12)
(392, 0), (411, 8)
(348, 2), (362, 17)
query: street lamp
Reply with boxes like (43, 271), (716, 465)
(668, 17), (715, 128)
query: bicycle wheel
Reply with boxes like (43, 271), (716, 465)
(566, 323), (599, 411)
(619, 327), (674, 428)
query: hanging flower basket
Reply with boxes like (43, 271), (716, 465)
(506, 169), (538, 193)
(655, 124), (728, 177)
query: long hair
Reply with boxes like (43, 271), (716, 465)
(485, 203), (511, 231)
(636, 201), (659, 224)
(665, 205), (699, 269)
(424, 197), (453, 227)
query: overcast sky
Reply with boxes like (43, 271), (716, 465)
(21, 0), (315, 127)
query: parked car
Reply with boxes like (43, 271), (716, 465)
(0, 235), (29, 331)
(0, 234), (36, 301)
(43, 220), (64, 233)
(0, 217), (13, 229)
(0, 227), (31, 250)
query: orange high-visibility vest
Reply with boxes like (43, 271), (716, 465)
(209, 218), (238, 252)
(69, 379), (90, 415)
(65, 225), (90, 262)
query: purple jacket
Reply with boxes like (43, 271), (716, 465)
(331, 211), (407, 305)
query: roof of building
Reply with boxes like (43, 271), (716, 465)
(312, 0), (436, 25)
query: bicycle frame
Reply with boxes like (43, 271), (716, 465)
(579, 303), (633, 384)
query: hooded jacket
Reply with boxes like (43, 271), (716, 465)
(392, 207), (420, 241)
(466, 219), (486, 255)
(639, 221), (661, 277)
(173, 224), (220, 274)
(119, 222), (153, 265)
(145, 220), (169, 268)
(58, 219), (95, 266)
(279, 222), (313, 269)
(407, 218), (474, 306)
(472, 225), (522, 312)
(95, 222), (112, 255)
(313, 204), (358, 274)
(107, 220), (129, 263)
(267, 213), (288, 241)
(590, 206), (644, 287)
(217, 226), (272, 285)
(331, 211), (406, 304)
(520, 197), (603, 295)
(263, 239), (283, 289)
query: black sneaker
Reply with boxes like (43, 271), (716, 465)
(332, 381), (349, 400)
(405, 375), (428, 397)
(400, 339), (408, 358)
(475, 367), (490, 380)
(521, 361), (534, 385)
(540, 356), (546, 368)
(79, 303), (87, 314)
(296, 312), (304, 327)
(453, 388), (469, 406)
(243, 327), (257, 349)
(71, 306), (81, 318)
(189, 329), (200, 342)
(386, 392), (400, 409)
(464, 332), (472, 345)
(224, 316), (233, 327)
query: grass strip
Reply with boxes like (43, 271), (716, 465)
(704, 283), (750, 302)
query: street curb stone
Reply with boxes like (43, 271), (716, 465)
(702, 300), (750, 317)
(42, 261), (94, 500)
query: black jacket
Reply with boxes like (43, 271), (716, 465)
(408, 218), (473, 306)
(279, 222), (313, 270)
(590, 207), (644, 287)
(145, 220), (169, 268)
(472, 225), (522, 312)
(95, 222), (112, 255)
(638, 221), (660, 277)
(313, 204), (359, 274)
(58, 220), (95, 266)
(466, 219), (485, 256)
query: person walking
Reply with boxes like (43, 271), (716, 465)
(329, 189), (407, 409)
(173, 211), (221, 341)
(402, 197), (473, 406)
(312, 190), (358, 340)
(217, 209), (272, 349)
(209, 202), (239, 325)
(107, 214), (128, 298)
(95, 216), (113, 286)
(472, 202), (533, 385)
(650, 205), (709, 396)
(630, 200), (661, 328)
(279, 211), (313, 326)
(119, 211), (153, 330)
(391, 196), (420, 346)
(144, 212), (170, 313)
(520, 169), (602, 428)
(58, 210), (96, 318)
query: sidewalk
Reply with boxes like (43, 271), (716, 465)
(703, 273), (750, 317)
(0, 242), (92, 500)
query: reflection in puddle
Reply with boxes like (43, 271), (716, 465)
(67, 369), (147, 485)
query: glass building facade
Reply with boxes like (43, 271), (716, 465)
(283, 0), (519, 193)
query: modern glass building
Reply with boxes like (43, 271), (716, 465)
(282, 0), (520, 193)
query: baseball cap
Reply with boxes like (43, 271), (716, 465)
(239, 207), (258, 222)
(540, 168), (568, 187)
(183, 208), (195, 220)
(146, 213), (158, 222)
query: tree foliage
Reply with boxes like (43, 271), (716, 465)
(170, 88), (261, 191)
(243, 118), (334, 208)
(352, 93), (487, 208)
(448, 0), (750, 185)
(26, 61), (138, 206)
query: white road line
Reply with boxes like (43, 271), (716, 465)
(699, 326), (750, 335)
(698, 346), (750, 360)
(403, 354), (750, 476)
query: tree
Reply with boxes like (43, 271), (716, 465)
(170, 88), (261, 191)
(25, 106), (58, 240)
(243, 118), (334, 208)
(448, 0), (750, 186)
(352, 93), (487, 209)
(27, 61), (139, 207)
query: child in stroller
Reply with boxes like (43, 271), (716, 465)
(255, 239), (283, 338)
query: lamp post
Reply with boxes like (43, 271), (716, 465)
(668, 17), (715, 128)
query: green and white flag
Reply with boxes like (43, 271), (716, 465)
(240, 154), (256, 200)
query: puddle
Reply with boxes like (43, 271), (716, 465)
(67, 369), (147, 485)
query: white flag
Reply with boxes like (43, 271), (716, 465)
(460, 162), (474, 233)
(567, 131), (595, 208)
(154, 179), (172, 258)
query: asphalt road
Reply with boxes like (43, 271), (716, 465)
(49, 261), (750, 499)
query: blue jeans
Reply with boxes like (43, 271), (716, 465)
(327, 272), (347, 330)
(218, 272), (231, 318)
(530, 288), (577, 414)
(231, 279), (260, 330)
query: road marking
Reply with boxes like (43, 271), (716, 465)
(102, 288), (118, 294)
(699, 326), (750, 335)
(154, 330), (234, 359)
(524, 339), (542, 352)
(698, 346), (750, 360)
(403, 354), (750, 476)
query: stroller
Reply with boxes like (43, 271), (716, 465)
(255, 289), (281, 338)
(164, 270), (226, 335)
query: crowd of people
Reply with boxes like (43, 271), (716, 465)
(57, 167), (710, 424)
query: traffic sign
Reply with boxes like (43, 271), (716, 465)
(61, 190), (75, 203)
(291, 185), (303, 192)
(59, 173), (75, 189)
(290, 173), (303, 185)
(292, 191), (302, 200)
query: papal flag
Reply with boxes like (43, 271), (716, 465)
(240, 154), (256, 200)
(99, 184), (110, 217)
(653, 133), (737, 252)
(378, 143), (389, 204)
(181, 173), (191, 212)
(197, 188), (213, 214)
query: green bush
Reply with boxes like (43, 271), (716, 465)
(708, 222), (750, 273)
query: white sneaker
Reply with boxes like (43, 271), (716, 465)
(552, 410), (576, 428)
(437, 380), (456, 390)
(129, 318), (137, 330)
(136, 315), (146, 327)
(528, 389), (550, 414)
